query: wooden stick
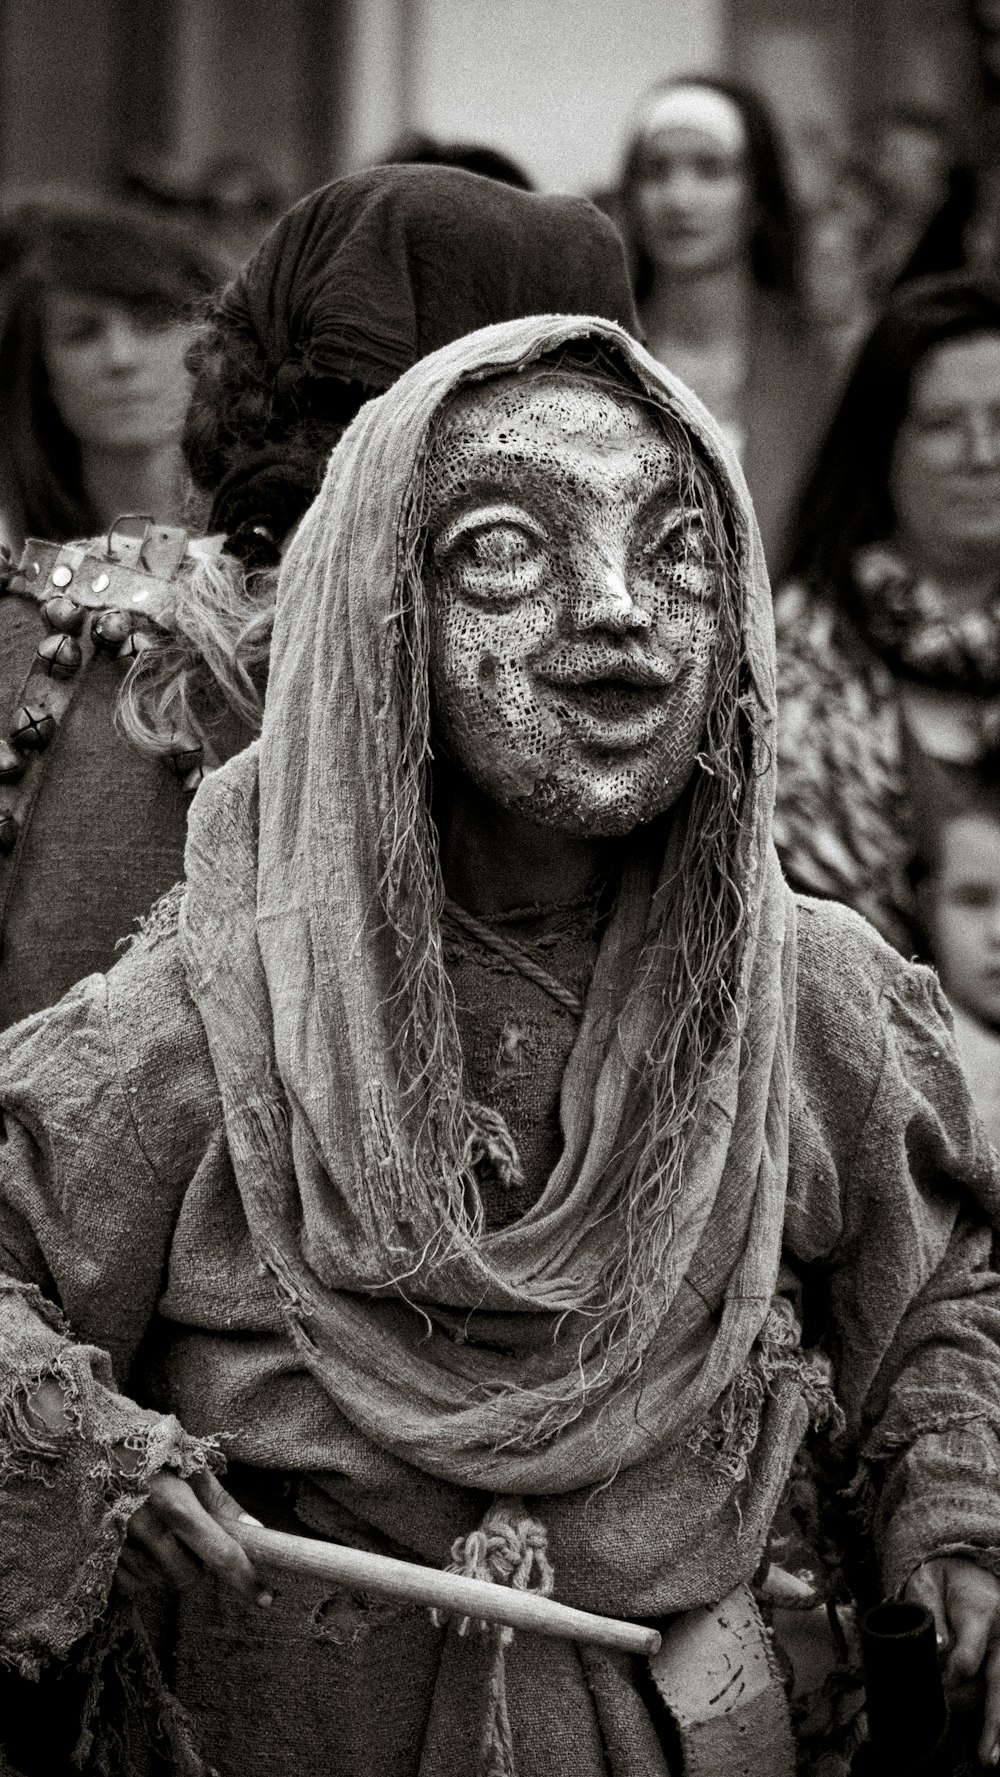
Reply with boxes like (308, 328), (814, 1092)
(231, 1518), (661, 1657)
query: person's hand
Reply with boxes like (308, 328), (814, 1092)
(21, 1381), (269, 1608)
(116, 1469), (269, 1607)
(905, 1557), (1000, 1767)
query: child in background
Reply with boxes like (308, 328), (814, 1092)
(920, 804), (1000, 1150)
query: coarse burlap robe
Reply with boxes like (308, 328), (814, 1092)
(181, 313), (800, 1501)
(176, 315), (807, 1773)
(12, 317), (1000, 1777)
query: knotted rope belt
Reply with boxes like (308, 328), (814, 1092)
(231, 1502), (796, 1776)
(431, 1497), (554, 1777)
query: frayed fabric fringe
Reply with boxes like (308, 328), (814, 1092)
(688, 1298), (845, 1484)
(72, 1610), (215, 1777)
(117, 883), (185, 956)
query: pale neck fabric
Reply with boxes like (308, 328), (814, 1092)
(179, 314), (795, 1493)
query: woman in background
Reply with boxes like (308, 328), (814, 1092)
(774, 274), (1000, 954)
(614, 74), (835, 572)
(915, 796), (1000, 1152)
(0, 193), (221, 553)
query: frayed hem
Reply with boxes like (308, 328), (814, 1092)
(687, 1298), (845, 1486)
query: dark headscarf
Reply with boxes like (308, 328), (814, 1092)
(198, 165), (639, 546)
(217, 163), (637, 390)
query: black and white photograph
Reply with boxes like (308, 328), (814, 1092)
(3, 3), (1000, 1773)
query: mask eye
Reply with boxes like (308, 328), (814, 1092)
(434, 505), (546, 602)
(646, 525), (692, 565)
(636, 511), (717, 612)
(642, 511), (707, 567)
(461, 523), (540, 570)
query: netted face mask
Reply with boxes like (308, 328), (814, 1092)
(423, 365), (722, 836)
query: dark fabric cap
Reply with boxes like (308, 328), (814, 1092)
(215, 163), (639, 392)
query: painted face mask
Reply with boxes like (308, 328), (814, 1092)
(424, 365), (721, 835)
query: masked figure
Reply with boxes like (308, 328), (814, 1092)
(3, 317), (1000, 1777)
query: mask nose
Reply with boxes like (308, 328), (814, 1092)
(573, 560), (652, 634)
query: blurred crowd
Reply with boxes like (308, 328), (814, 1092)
(2, 68), (1000, 1146)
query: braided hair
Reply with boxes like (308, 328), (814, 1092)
(182, 311), (373, 567)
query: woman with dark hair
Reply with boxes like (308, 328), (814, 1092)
(614, 75), (836, 571)
(774, 273), (1000, 953)
(0, 165), (639, 1031)
(0, 193), (222, 552)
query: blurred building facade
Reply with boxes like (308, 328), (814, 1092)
(0, 0), (987, 202)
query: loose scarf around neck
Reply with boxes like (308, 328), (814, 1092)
(181, 315), (796, 1494)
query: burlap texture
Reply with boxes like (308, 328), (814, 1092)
(2, 880), (1000, 1771)
(179, 315), (798, 1499)
(2, 318), (1000, 1771)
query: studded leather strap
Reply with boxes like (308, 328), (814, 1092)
(0, 526), (221, 943)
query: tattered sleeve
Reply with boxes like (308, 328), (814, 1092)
(0, 931), (222, 1675)
(801, 946), (1000, 1598)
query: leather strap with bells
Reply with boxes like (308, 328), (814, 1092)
(0, 521), (223, 936)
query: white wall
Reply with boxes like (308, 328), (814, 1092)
(341, 0), (412, 169)
(368, 0), (726, 195)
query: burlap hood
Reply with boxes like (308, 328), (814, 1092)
(180, 314), (797, 1493)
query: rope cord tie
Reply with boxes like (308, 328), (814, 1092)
(442, 899), (585, 1018)
(431, 1498), (554, 1777)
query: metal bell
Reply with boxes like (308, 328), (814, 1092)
(37, 633), (83, 680)
(0, 740), (24, 784)
(42, 594), (86, 635)
(168, 735), (203, 777)
(0, 811), (18, 856)
(92, 608), (134, 651)
(10, 705), (56, 752)
(117, 629), (154, 661)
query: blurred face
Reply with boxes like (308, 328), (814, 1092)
(424, 370), (721, 837)
(42, 290), (192, 453)
(633, 90), (752, 279)
(926, 814), (1000, 1025)
(889, 334), (1000, 575)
